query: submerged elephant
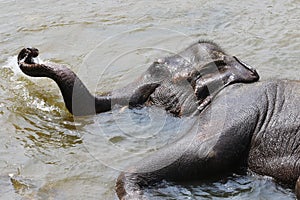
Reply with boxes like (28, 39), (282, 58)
(17, 41), (259, 116)
(116, 79), (300, 199)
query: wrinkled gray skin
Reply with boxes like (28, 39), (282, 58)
(116, 80), (300, 199)
(17, 41), (259, 116)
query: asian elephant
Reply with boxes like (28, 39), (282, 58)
(17, 41), (259, 116)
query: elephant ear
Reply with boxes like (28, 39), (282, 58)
(196, 95), (213, 113)
(129, 83), (160, 107)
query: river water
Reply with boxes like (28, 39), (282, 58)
(0, 0), (299, 199)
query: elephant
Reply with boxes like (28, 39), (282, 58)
(17, 41), (259, 116)
(116, 80), (300, 199)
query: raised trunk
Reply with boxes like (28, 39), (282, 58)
(19, 61), (112, 116)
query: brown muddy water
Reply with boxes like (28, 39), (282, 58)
(0, 0), (299, 199)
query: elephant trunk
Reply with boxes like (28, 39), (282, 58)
(18, 47), (112, 116)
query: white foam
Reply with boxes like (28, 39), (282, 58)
(2, 55), (45, 76)
(2, 55), (21, 75)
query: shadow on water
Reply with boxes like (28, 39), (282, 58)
(144, 173), (295, 200)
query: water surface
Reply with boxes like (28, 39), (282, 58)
(0, 0), (299, 199)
